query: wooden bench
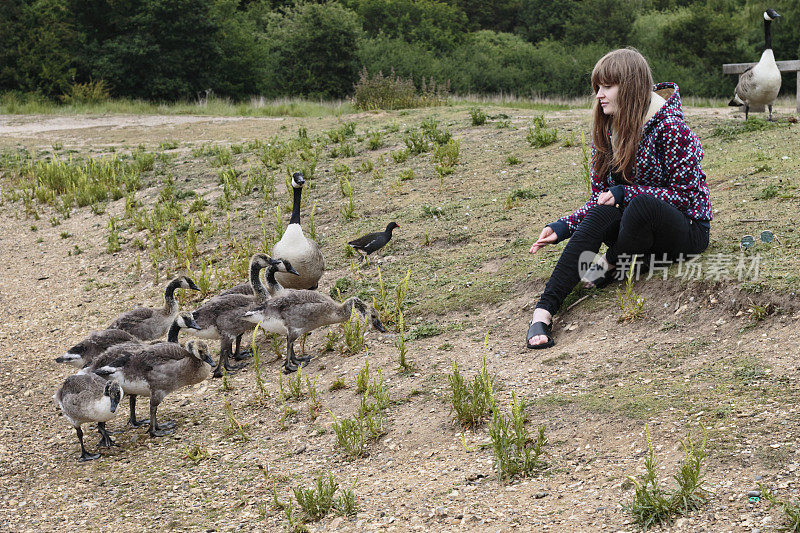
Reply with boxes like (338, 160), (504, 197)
(723, 60), (800, 113)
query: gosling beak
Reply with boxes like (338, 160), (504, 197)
(110, 398), (119, 413)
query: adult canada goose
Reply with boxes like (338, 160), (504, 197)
(729, 9), (782, 121)
(80, 312), (200, 429)
(91, 340), (214, 437)
(109, 276), (200, 341)
(54, 374), (123, 461)
(56, 328), (139, 368)
(191, 255), (298, 377)
(271, 172), (325, 290)
(348, 222), (399, 260)
(244, 292), (385, 373)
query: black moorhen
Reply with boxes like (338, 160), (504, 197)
(348, 222), (399, 260)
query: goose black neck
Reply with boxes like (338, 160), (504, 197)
(250, 264), (268, 299)
(165, 279), (180, 301)
(266, 267), (283, 295)
(765, 18), (772, 50)
(290, 186), (302, 225)
(167, 321), (181, 343)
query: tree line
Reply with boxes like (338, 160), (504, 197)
(2, 0), (799, 102)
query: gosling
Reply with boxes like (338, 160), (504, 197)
(244, 293), (385, 373)
(91, 340), (214, 437)
(109, 276), (199, 341)
(56, 328), (139, 368)
(54, 374), (123, 462)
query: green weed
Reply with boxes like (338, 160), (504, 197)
(759, 483), (800, 532)
(616, 258), (645, 321)
(625, 425), (709, 529)
(526, 116), (558, 148)
(469, 107), (487, 126)
(294, 472), (338, 521)
(448, 335), (495, 428)
(490, 392), (548, 481)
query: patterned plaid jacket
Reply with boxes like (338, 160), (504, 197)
(548, 82), (712, 242)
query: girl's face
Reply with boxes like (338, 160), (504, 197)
(596, 84), (619, 116)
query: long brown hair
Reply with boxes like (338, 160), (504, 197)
(590, 48), (653, 183)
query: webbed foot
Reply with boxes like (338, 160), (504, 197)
(78, 451), (101, 462)
(149, 427), (175, 438)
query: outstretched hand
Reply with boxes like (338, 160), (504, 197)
(529, 226), (557, 254)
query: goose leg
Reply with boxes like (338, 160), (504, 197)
(223, 336), (248, 372)
(97, 422), (118, 447)
(148, 395), (174, 437)
(232, 334), (253, 361)
(745, 105), (750, 121)
(769, 105), (774, 122)
(76, 426), (100, 462)
(283, 335), (299, 374)
(127, 395), (149, 428)
(297, 333), (311, 363)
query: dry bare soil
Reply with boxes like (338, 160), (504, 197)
(1, 102), (799, 532)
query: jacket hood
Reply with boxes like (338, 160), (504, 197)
(645, 82), (682, 130)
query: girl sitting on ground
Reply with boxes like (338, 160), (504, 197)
(526, 47), (712, 349)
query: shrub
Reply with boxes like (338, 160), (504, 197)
(60, 80), (111, 105)
(469, 107), (487, 126)
(353, 68), (449, 110)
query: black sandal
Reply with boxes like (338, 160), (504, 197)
(581, 262), (617, 289)
(526, 321), (554, 349)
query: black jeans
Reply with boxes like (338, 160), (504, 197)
(536, 194), (710, 316)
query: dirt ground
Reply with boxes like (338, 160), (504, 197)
(1, 106), (799, 532)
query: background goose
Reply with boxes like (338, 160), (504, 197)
(729, 9), (782, 121)
(348, 221), (399, 260)
(54, 374), (123, 461)
(56, 328), (138, 368)
(109, 276), (200, 341)
(92, 340), (214, 437)
(271, 172), (325, 290)
(244, 292), (385, 373)
(191, 256), (298, 377)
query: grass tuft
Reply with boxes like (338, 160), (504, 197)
(489, 391), (548, 481)
(625, 425), (709, 529)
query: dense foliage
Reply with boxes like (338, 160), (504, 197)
(2, 0), (800, 102)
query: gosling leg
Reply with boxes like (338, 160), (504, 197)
(147, 398), (174, 438)
(127, 395), (149, 428)
(97, 422), (118, 448)
(232, 334), (253, 361)
(76, 426), (100, 462)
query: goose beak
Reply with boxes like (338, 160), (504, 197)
(204, 354), (216, 367)
(187, 279), (200, 291)
(185, 317), (201, 330)
(373, 318), (386, 333)
(286, 265), (300, 276)
(110, 397), (120, 413)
